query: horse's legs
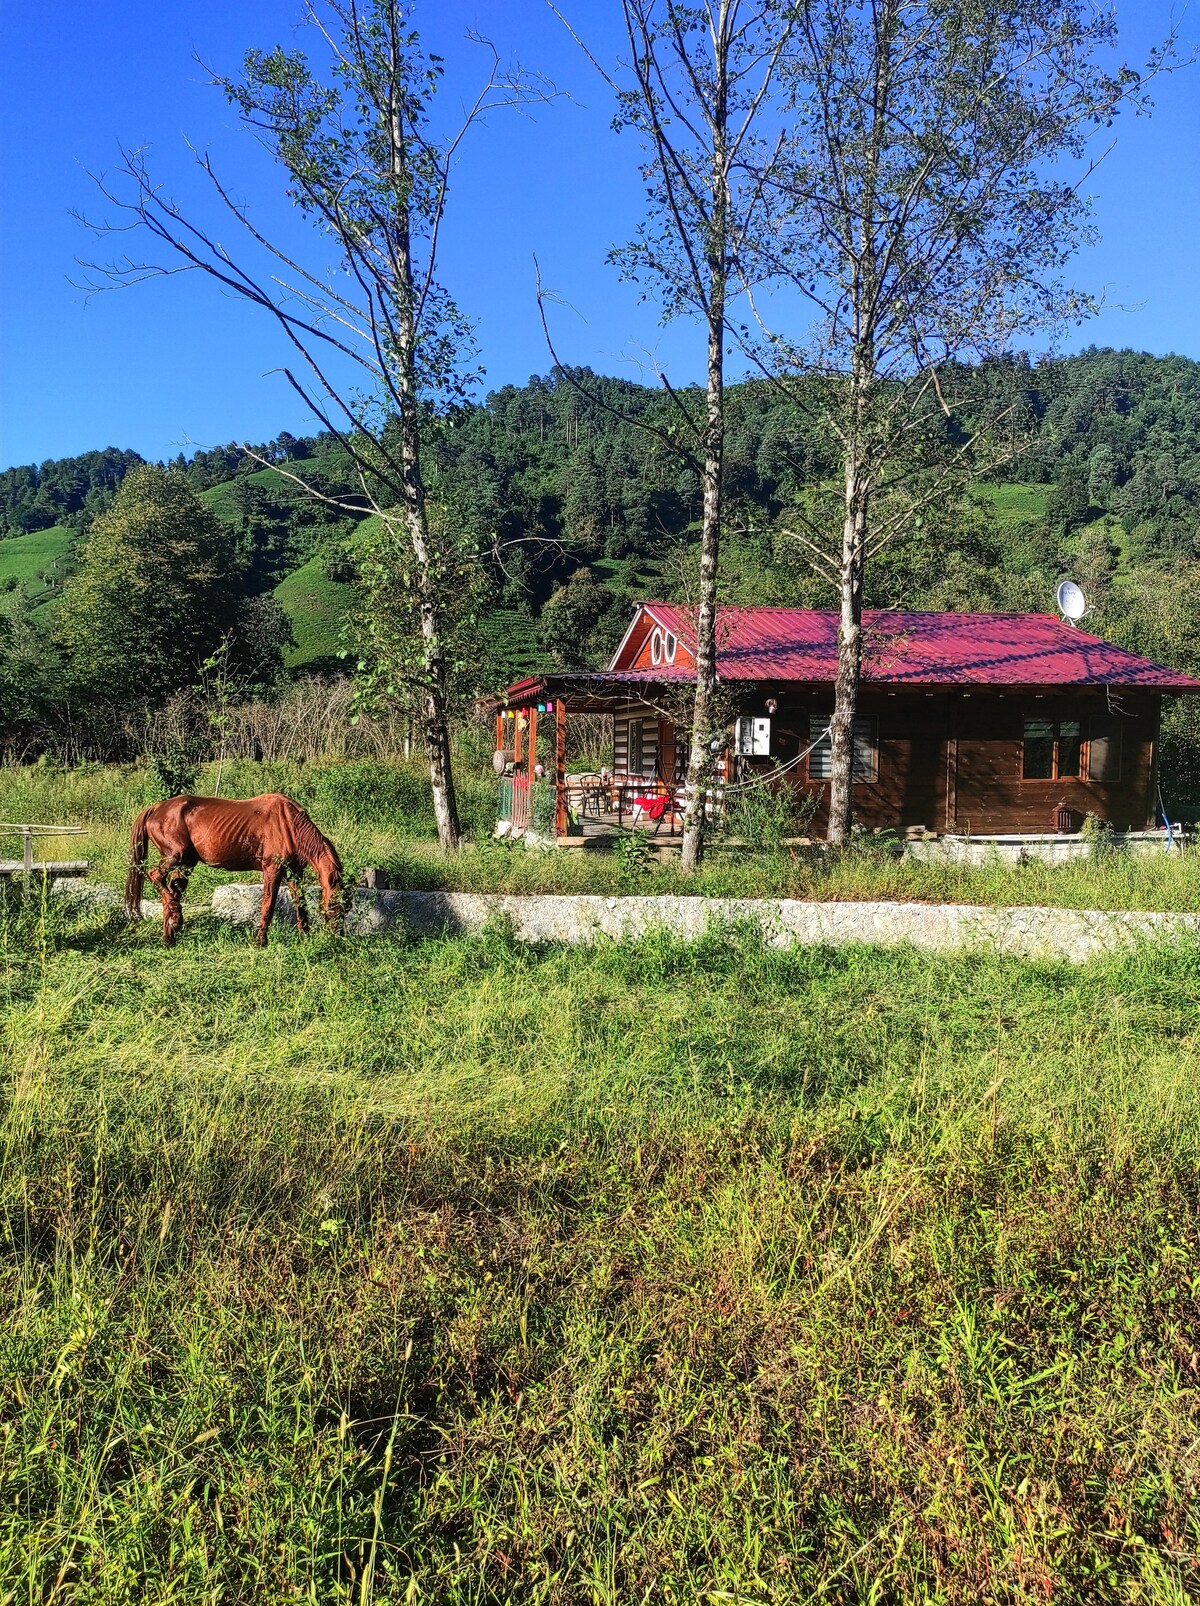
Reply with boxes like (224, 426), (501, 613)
(148, 855), (187, 947)
(255, 864), (283, 948)
(286, 866), (310, 935)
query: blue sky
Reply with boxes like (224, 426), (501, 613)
(2, 0), (1198, 468)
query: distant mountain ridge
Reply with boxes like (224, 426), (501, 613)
(5, 348), (1200, 691)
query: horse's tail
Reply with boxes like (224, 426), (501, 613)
(125, 806), (153, 919)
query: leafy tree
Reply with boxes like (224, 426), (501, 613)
(83, 1), (548, 852)
(744, 0), (1165, 844)
(56, 465), (238, 704)
(1047, 463), (1092, 533)
(228, 594), (294, 686)
(0, 602), (59, 739)
(540, 568), (625, 669)
(1087, 443), (1119, 508)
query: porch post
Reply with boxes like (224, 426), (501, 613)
(528, 707), (538, 775)
(1147, 694), (1162, 830)
(495, 712), (503, 755)
(945, 693), (960, 832)
(555, 700), (567, 836)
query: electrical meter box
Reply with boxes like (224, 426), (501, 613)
(734, 716), (771, 756)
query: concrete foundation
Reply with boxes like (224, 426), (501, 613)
(906, 830), (1179, 865)
(210, 883), (1200, 963)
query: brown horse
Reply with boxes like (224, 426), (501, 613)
(125, 793), (344, 946)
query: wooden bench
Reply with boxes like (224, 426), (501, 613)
(0, 823), (89, 879)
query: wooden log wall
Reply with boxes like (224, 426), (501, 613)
(613, 712), (660, 780)
(705, 687), (1162, 834)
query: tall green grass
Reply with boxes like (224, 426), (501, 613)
(2, 757), (1198, 914)
(2, 894), (1200, 1601)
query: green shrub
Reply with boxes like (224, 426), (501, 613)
(145, 745), (199, 801)
(723, 775), (820, 850)
(304, 757), (433, 827)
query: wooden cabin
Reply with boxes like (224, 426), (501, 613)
(495, 602), (1200, 839)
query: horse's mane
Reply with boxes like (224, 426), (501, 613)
(293, 808), (343, 878)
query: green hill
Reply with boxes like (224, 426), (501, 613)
(12, 348), (1200, 704)
(973, 481), (1052, 530)
(274, 558), (357, 670)
(197, 448), (355, 521)
(0, 525), (74, 607)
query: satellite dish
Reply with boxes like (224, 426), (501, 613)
(1056, 579), (1087, 625)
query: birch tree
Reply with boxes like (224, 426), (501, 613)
(82, 0), (547, 851)
(549, 0), (792, 870)
(744, 0), (1167, 845)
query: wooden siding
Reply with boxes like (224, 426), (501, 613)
(711, 687), (1160, 833)
(618, 608), (697, 673)
(596, 671), (1161, 832)
(614, 712), (661, 780)
(743, 690), (948, 834)
(952, 692), (1159, 833)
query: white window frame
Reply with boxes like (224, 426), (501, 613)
(649, 627), (678, 667)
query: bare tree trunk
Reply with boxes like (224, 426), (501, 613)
(679, 321), (725, 871)
(391, 84), (461, 852)
(826, 32), (882, 852)
(413, 557), (461, 850)
(679, 22), (728, 875)
(827, 472), (866, 846)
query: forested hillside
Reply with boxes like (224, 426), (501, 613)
(4, 347), (1200, 779)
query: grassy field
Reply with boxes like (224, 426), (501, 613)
(274, 557), (360, 670)
(2, 889), (1200, 1603)
(0, 525), (74, 607)
(973, 483), (1053, 531)
(2, 755), (1198, 915)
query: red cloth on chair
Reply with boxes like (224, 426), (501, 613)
(632, 794), (669, 820)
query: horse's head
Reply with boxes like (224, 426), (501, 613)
(313, 841), (345, 933)
(294, 811), (346, 934)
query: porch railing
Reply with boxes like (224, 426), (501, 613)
(612, 777), (725, 835)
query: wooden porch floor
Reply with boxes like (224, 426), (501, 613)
(555, 814), (683, 853)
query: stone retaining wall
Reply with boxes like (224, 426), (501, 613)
(210, 883), (1200, 963)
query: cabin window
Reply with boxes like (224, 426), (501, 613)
(649, 627), (678, 666)
(808, 715), (878, 782)
(627, 719), (643, 777)
(1022, 717), (1082, 780)
(1088, 716), (1123, 782)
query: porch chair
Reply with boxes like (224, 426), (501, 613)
(571, 773), (606, 819)
(629, 781), (674, 834)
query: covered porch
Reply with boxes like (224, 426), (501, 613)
(491, 674), (723, 845)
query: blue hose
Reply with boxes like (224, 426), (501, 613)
(1158, 786), (1173, 851)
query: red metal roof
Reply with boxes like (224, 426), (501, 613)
(632, 603), (1200, 690)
